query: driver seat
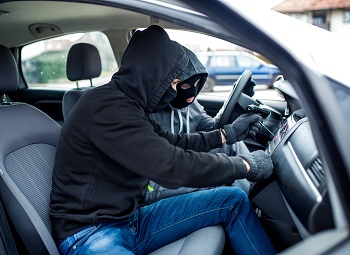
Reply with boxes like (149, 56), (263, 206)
(148, 225), (225, 255)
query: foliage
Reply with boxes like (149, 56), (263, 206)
(22, 51), (68, 83)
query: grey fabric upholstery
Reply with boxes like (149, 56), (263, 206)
(63, 43), (101, 119)
(0, 44), (60, 255)
(148, 226), (226, 255)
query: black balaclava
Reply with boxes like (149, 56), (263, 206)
(170, 74), (202, 109)
(152, 86), (177, 113)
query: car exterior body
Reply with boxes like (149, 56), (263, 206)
(0, 0), (349, 255)
(197, 51), (282, 91)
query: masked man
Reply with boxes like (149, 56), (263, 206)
(50, 25), (275, 255)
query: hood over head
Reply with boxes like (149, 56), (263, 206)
(112, 25), (191, 113)
(170, 46), (208, 109)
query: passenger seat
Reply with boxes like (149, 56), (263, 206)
(63, 43), (101, 119)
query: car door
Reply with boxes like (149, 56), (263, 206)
(9, 79), (66, 124)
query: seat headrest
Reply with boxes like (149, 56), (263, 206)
(66, 43), (102, 81)
(0, 44), (19, 95)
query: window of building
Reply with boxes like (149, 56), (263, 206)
(312, 14), (326, 26)
(344, 10), (350, 23)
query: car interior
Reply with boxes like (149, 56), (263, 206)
(0, 1), (344, 255)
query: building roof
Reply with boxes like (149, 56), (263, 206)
(272, 0), (350, 13)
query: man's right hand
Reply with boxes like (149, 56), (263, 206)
(238, 150), (274, 182)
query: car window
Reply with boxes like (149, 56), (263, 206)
(164, 29), (281, 96)
(236, 55), (261, 68)
(210, 55), (236, 68)
(197, 55), (209, 66)
(21, 32), (118, 89)
(132, 28), (281, 97)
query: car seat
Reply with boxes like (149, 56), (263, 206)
(148, 225), (225, 255)
(0, 44), (61, 254)
(62, 43), (101, 119)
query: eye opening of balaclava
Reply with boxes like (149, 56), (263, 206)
(170, 74), (202, 109)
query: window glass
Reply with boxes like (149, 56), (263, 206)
(344, 10), (350, 23)
(288, 13), (308, 23)
(299, 13), (309, 23)
(210, 56), (235, 68)
(236, 55), (261, 68)
(135, 28), (281, 96)
(312, 14), (326, 26)
(197, 55), (209, 66)
(22, 32), (118, 89)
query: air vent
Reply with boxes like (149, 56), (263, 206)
(306, 157), (325, 188)
(279, 119), (288, 140)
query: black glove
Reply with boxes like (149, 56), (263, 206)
(223, 113), (262, 144)
(238, 150), (273, 182)
(249, 121), (262, 138)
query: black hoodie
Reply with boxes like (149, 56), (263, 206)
(50, 25), (247, 240)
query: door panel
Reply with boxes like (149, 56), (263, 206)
(9, 88), (65, 125)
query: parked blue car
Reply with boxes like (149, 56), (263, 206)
(197, 51), (283, 91)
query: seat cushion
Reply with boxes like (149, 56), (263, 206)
(148, 225), (225, 255)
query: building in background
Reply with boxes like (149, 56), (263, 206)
(272, 0), (350, 38)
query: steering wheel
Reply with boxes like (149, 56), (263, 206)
(217, 70), (252, 128)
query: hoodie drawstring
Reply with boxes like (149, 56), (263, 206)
(171, 109), (183, 134)
(170, 107), (190, 134)
(186, 107), (190, 134)
(170, 110), (174, 134)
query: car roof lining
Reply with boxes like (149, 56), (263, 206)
(0, 1), (182, 47)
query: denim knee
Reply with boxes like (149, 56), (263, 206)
(216, 186), (247, 199)
(214, 186), (250, 208)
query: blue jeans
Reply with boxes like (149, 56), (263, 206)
(58, 187), (275, 255)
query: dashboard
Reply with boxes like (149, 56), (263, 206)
(262, 81), (333, 236)
(200, 79), (334, 250)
